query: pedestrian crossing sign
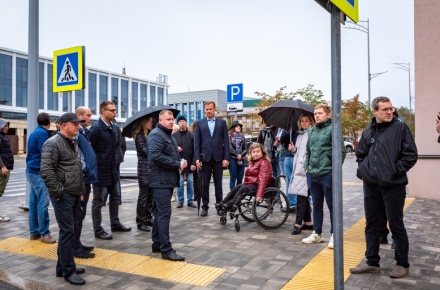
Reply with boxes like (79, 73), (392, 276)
(53, 46), (85, 92)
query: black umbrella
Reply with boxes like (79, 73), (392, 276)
(258, 100), (314, 131)
(121, 105), (180, 138)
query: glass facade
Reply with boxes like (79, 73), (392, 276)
(121, 79), (128, 118)
(132, 81), (138, 115)
(62, 92), (69, 112)
(88, 72), (97, 114)
(189, 102), (195, 125)
(196, 101), (202, 120)
(47, 64), (57, 110)
(16, 57), (28, 107)
(182, 103), (188, 122)
(0, 53), (12, 106)
(75, 89), (85, 107)
(99, 75), (108, 103)
(38, 62), (44, 109)
(158, 87), (164, 105)
(140, 83), (147, 109)
(111, 77), (118, 108)
(150, 85), (156, 106)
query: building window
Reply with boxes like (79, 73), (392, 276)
(16, 57), (28, 107)
(62, 92), (69, 112)
(88, 73), (97, 114)
(111, 77), (118, 109)
(150, 85), (155, 106)
(175, 103), (181, 117)
(38, 62), (44, 109)
(121, 79), (128, 118)
(182, 103), (188, 122)
(132, 81), (138, 115)
(47, 64), (57, 110)
(196, 101), (202, 120)
(158, 87), (164, 105)
(75, 89), (85, 107)
(140, 83), (147, 110)
(99, 75), (108, 103)
(0, 53), (13, 106)
(189, 102), (195, 125)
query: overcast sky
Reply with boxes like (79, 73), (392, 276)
(0, 0), (414, 109)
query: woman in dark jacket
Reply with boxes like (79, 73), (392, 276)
(228, 121), (247, 191)
(133, 116), (154, 232)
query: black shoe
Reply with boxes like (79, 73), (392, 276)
(391, 242), (395, 249)
(201, 209), (208, 216)
(291, 226), (301, 235)
(56, 268), (85, 277)
(161, 250), (185, 261)
(111, 225), (132, 232)
(300, 224), (314, 231)
(188, 203), (197, 208)
(74, 251), (95, 259)
(64, 272), (85, 285)
(152, 245), (161, 253)
(380, 236), (388, 244)
(137, 224), (151, 232)
(82, 245), (94, 252)
(281, 207), (288, 213)
(146, 219), (153, 226)
(214, 203), (222, 210)
(289, 206), (297, 213)
(217, 209), (223, 216)
(177, 203), (183, 208)
(95, 231), (113, 240)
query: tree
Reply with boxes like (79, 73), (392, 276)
(396, 106), (415, 136)
(341, 94), (370, 139)
(293, 84), (326, 107)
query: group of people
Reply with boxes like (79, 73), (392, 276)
(0, 96), (427, 284)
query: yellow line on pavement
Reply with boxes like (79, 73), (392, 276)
(282, 198), (414, 290)
(0, 237), (226, 287)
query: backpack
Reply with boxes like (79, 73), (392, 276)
(261, 127), (275, 159)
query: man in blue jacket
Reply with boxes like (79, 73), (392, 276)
(26, 113), (56, 244)
(73, 106), (98, 258)
(148, 110), (187, 261)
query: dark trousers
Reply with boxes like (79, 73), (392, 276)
(295, 191), (312, 226)
(51, 193), (80, 277)
(307, 171), (333, 235)
(228, 158), (245, 191)
(364, 182), (409, 268)
(73, 184), (91, 254)
(380, 206), (390, 239)
(201, 159), (223, 210)
(136, 185), (155, 227)
(92, 183), (122, 234)
(151, 187), (173, 254)
(222, 184), (257, 209)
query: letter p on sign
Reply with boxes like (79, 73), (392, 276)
(227, 83), (243, 103)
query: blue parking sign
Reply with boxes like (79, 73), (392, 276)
(227, 84), (243, 103)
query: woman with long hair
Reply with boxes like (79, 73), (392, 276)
(133, 116), (155, 232)
(228, 121), (247, 191)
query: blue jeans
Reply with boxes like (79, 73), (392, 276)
(177, 172), (194, 205)
(26, 169), (50, 236)
(277, 151), (285, 177)
(228, 159), (245, 191)
(284, 156), (297, 206)
(151, 187), (173, 254)
(307, 171), (333, 235)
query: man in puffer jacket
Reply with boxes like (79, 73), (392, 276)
(40, 113), (87, 286)
(350, 97), (417, 279)
(0, 118), (13, 222)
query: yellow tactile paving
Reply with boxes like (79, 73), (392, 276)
(0, 237), (226, 287)
(282, 198), (414, 290)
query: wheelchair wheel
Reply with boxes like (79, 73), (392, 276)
(220, 216), (227, 225)
(252, 188), (289, 230)
(235, 219), (240, 232)
(238, 192), (255, 222)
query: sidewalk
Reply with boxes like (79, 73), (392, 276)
(0, 155), (439, 289)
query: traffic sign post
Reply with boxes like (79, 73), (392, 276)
(53, 46), (85, 92)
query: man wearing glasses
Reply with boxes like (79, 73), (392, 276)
(88, 101), (131, 240)
(350, 96), (418, 279)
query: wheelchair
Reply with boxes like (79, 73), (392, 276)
(216, 177), (290, 232)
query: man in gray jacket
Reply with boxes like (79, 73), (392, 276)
(40, 113), (87, 286)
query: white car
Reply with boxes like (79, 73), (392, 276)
(343, 136), (355, 153)
(120, 138), (138, 178)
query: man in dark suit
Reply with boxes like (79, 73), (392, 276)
(194, 101), (230, 216)
(87, 101), (131, 240)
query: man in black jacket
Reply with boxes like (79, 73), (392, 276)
(172, 115), (196, 208)
(87, 101), (131, 240)
(0, 118), (13, 222)
(350, 96), (418, 279)
(148, 110), (187, 261)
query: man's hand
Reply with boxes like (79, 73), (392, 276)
(178, 146), (183, 152)
(237, 154), (242, 160)
(288, 143), (295, 152)
(1, 167), (8, 176)
(180, 159), (188, 172)
(222, 160), (229, 168)
(190, 165), (196, 171)
(196, 160), (202, 170)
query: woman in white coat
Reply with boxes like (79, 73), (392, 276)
(288, 114), (315, 235)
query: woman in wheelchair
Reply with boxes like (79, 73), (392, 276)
(216, 143), (272, 213)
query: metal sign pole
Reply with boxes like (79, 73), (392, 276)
(330, 3), (344, 289)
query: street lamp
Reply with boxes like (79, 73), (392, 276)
(393, 62), (413, 125)
(345, 19), (388, 107)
